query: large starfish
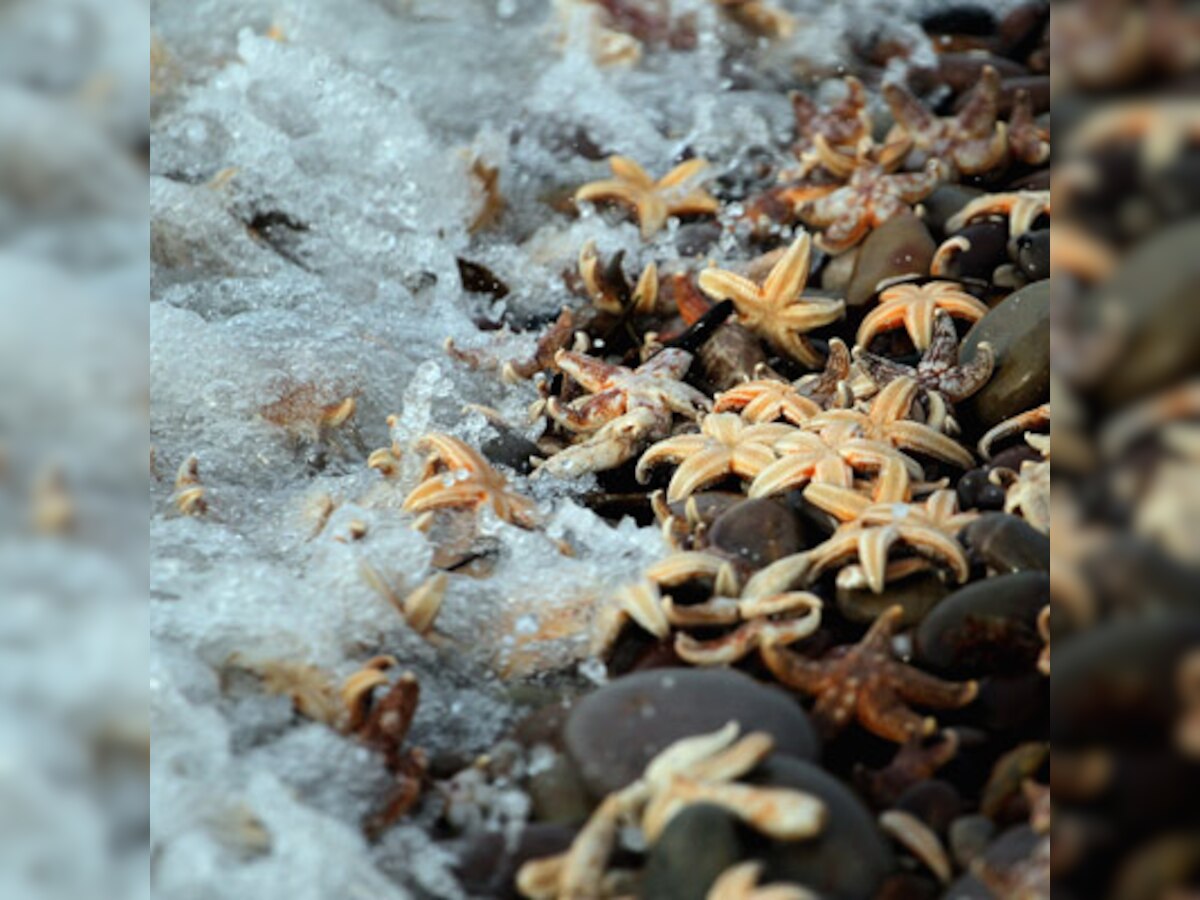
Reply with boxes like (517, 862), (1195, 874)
(713, 378), (822, 425)
(402, 433), (539, 528)
(635, 412), (793, 502)
(575, 155), (720, 238)
(796, 160), (946, 254)
(854, 310), (994, 432)
(747, 428), (919, 500)
(883, 65), (1010, 177)
(761, 605), (978, 742)
(697, 231), (845, 367)
(856, 281), (988, 353)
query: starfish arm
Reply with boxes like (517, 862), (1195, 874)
(675, 625), (762, 666)
(762, 233), (814, 306)
(903, 299), (938, 352)
(672, 188), (721, 217)
(857, 525), (901, 593)
(574, 179), (640, 207)
(414, 433), (489, 474)
(795, 191), (842, 228)
(663, 595), (741, 626)
(856, 299), (904, 349)
(941, 342), (994, 402)
(747, 455), (817, 498)
(861, 604), (904, 650)
(871, 376), (921, 424)
(782, 394), (822, 423)
(781, 297), (846, 332)
(656, 158), (709, 188)
(815, 211), (870, 254)
(658, 381), (713, 419)
(892, 159), (947, 204)
(698, 268), (765, 311)
(555, 350), (621, 392)
(811, 679), (861, 737)
(666, 446), (734, 501)
(637, 194), (670, 238)
(956, 65), (1001, 140)
(858, 685), (938, 742)
(893, 522), (971, 583)
(923, 311), (961, 370)
(893, 664), (978, 709)
(775, 330), (827, 369)
(887, 421), (975, 468)
(638, 346), (696, 380)
(608, 155), (654, 187)
(635, 434), (711, 482)
(883, 82), (937, 141)
(743, 392), (785, 423)
(496, 491), (540, 529)
(759, 642), (830, 695)
(854, 349), (913, 388)
(731, 441), (779, 480)
(402, 478), (487, 513)
(933, 291), (989, 324)
(547, 393), (624, 432)
(812, 453), (854, 488)
(805, 482), (870, 521)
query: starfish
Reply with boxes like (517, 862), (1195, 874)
(761, 605), (978, 742)
(747, 428), (919, 500)
(713, 378), (822, 425)
(793, 337), (854, 409)
(803, 376), (976, 469)
(801, 479), (973, 593)
(945, 190), (1051, 238)
(856, 281), (988, 353)
(796, 160), (946, 254)
(546, 348), (710, 433)
(697, 231), (845, 367)
(575, 155), (720, 238)
(577, 239), (658, 317)
(709, 861), (820, 900)
(790, 76), (872, 159)
(1008, 88), (1051, 166)
(402, 433), (539, 528)
(882, 65), (1010, 177)
(635, 412), (793, 502)
(854, 310), (994, 432)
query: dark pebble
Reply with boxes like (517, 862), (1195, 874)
(708, 497), (806, 570)
(837, 570), (950, 626)
(565, 668), (819, 796)
(675, 221), (722, 257)
(960, 280), (1049, 430)
(640, 804), (744, 900)
(915, 571), (1049, 677)
(846, 212), (936, 307)
(935, 219), (1009, 281)
(963, 513), (1049, 574)
(754, 756), (895, 900)
(453, 823), (576, 899)
(922, 184), (985, 236)
(895, 779), (963, 835)
(1013, 229), (1049, 282)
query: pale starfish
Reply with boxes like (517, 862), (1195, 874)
(578, 239), (658, 317)
(803, 376), (976, 470)
(713, 378), (822, 425)
(748, 428), (920, 500)
(762, 605), (978, 742)
(403, 433), (538, 528)
(635, 412), (793, 502)
(575, 155), (720, 238)
(796, 160), (947, 254)
(802, 479), (972, 594)
(856, 281), (988, 353)
(697, 231), (845, 367)
(944, 190), (1051, 237)
(709, 861), (820, 900)
(883, 65), (1010, 177)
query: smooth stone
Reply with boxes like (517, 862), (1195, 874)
(973, 671), (1048, 731)
(1091, 222), (1200, 408)
(565, 668), (819, 797)
(821, 243), (861, 295)
(935, 219), (1009, 281)
(895, 779), (963, 835)
(708, 498), (806, 570)
(920, 5), (995, 35)
(453, 823), (576, 899)
(937, 53), (1027, 95)
(527, 752), (594, 825)
(700, 322), (768, 391)
(922, 184), (984, 236)
(640, 804), (743, 900)
(847, 212), (936, 306)
(960, 280), (1049, 430)
(676, 221), (722, 257)
(955, 469), (1007, 511)
(963, 513), (1049, 573)
(1013, 229), (1049, 282)
(948, 814), (995, 869)
(837, 570), (950, 626)
(915, 572), (1049, 677)
(754, 757), (895, 900)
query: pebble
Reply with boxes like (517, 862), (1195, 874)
(922, 184), (984, 236)
(846, 212), (936, 307)
(837, 570), (950, 626)
(640, 804), (744, 900)
(564, 668), (819, 797)
(934, 219), (1009, 282)
(960, 280), (1050, 430)
(454, 823), (576, 900)
(526, 751), (594, 825)
(963, 513), (1049, 574)
(915, 571), (1049, 677)
(1013, 229), (1049, 282)
(754, 756), (896, 900)
(708, 498), (807, 570)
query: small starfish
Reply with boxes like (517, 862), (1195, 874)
(761, 604), (978, 742)
(748, 428), (919, 500)
(1008, 88), (1051, 166)
(883, 65), (1010, 177)
(697, 231), (845, 367)
(945, 190), (1051, 237)
(709, 861), (820, 900)
(856, 281), (988, 353)
(635, 412), (793, 502)
(794, 337), (854, 409)
(577, 239), (658, 317)
(803, 376), (976, 469)
(713, 378), (822, 425)
(403, 433), (539, 528)
(575, 155), (720, 238)
(854, 310), (995, 432)
(796, 160), (946, 254)
(801, 479), (972, 594)
(790, 76), (872, 158)
(856, 730), (964, 807)
(547, 348), (711, 433)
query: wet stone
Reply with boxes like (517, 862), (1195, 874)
(895, 779), (963, 835)
(640, 804), (744, 900)
(960, 280), (1050, 430)
(847, 212), (936, 307)
(565, 668), (819, 797)
(675, 220), (722, 257)
(935, 219), (1009, 282)
(1013, 229), (1049, 282)
(915, 571), (1049, 677)
(527, 751), (594, 825)
(922, 184), (985, 236)
(948, 814), (995, 870)
(963, 513), (1049, 574)
(956, 469), (1007, 512)
(753, 756), (896, 900)
(454, 823), (576, 900)
(708, 497), (806, 570)
(837, 570), (950, 627)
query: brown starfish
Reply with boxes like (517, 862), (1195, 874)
(883, 65), (1010, 177)
(794, 337), (853, 408)
(854, 310), (994, 432)
(761, 605), (978, 743)
(796, 160), (946, 254)
(353, 672), (428, 837)
(855, 730), (964, 807)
